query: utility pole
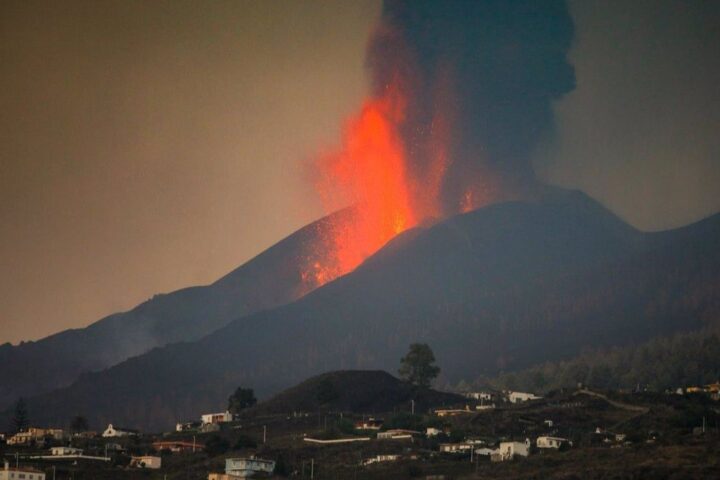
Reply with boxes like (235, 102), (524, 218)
(311, 458), (314, 479)
(263, 425), (267, 444)
(52, 465), (56, 480)
(411, 399), (415, 415)
(193, 435), (196, 453)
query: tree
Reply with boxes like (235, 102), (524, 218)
(399, 343), (440, 388)
(13, 398), (29, 433)
(70, 415), (89, 433)
(228, 387), (257, 414)
(204, 435), (230, 456)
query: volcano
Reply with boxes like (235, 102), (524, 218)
(9, 188), (720, 431)
(0, 209), (354, 409)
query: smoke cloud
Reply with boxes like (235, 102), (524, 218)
(368, 0), (576, 214)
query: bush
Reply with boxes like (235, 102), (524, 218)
(205, 435), (230, 456)
(407, 464), (423, 477)
(233, 435), (257, 450)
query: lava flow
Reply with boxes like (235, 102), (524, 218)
(303, 81), (418, 287)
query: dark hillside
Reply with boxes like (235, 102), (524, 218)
(246, 370), (464, 416)
(11, 189), (720, 431)
(0, 209), (352, 409)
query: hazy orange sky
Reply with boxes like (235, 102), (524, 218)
(1, 0), (719, 344)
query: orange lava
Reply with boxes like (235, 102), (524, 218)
(307, 82), (417, 286)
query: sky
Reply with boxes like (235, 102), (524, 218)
(1, 0), (719, 344)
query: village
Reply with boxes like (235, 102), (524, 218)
(1, 376), (719, 480)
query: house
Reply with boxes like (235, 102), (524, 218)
(152, 440), (202, 453)
(7, 428), (66, 445)
(101, 424), (138, 438)
(426, 427), (443, 437)
(474, 447), (498, 457)
(130, 455), (162, 469)
(377, 429), (421, 440)
(201, 411), (235, 425)
(495, 439), (531, 461)
(50, 446), (83, 456)
(439, 443), (473, 453)
(1, 461), (45, 480)
(222, 457), (275, 478)
(361, 454), (400, 466)
(507, 391), (542, 403)
(176, 421), (201, 432)
(536, 436), (571, 449)
(465, 392), (493, 401)
(354, 418), (383, 430)
(104, 442), (125, 452)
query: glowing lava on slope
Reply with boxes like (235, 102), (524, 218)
(303, 81), (418, 287)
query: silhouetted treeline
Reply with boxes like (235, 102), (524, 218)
(490, 327), (720, 393)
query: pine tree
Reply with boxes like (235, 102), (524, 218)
(13, 398), (29, 433)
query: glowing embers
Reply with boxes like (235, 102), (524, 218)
(306, 83), (417, 288)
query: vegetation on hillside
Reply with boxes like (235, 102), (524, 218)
(488, 328), (720, 393)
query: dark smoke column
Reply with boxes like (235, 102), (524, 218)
(368, 0), (576, 215)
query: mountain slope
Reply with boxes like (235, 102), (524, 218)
(0, 209), (351, 409)
(13, 189), (720, 431)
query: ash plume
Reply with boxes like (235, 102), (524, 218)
(368, 0), (576, 215)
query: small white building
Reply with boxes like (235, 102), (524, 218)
(497, 439), (531, 461)
(1, 461), (45, 480)
(361, 454), (400, 466)
(439, 443), (473, 453)
(130, 456), (162, 469)
(536, 436), (571, 449)
(474, 447), (498, 457)
(201, 411), (235, 425)
(50, 446), (83, 456)
(7, 428), (66, 445)
(507, 391), (542, 403)
(426, 427), (443, 437)
(176, 421), (201, 432)
(465, 392), (493, 401)
(224, 457), (275, 478)
(102, 424), (138, 438)
(354, 418), (383, 430)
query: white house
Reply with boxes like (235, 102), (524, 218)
(439, 443), (473, 453)
(497, 439), (531, 461)
(507, 391), (542, 403)
(201, 411), (235, 425)
(426, 427), (443, 437)
(1, 461), (45, 480)
(7, 428), (66, 445)
(536, 436), (571, 449)
(465, 392), (493, 401)
(130, 456), (162, 469)
(102, 424), (138, 438)
(51, 446), (83, 456)
(354, 418), (383, 430)
(224, 457), (275, 478)
(474, 447), (498, 457)
(361, 454), (400, 466)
